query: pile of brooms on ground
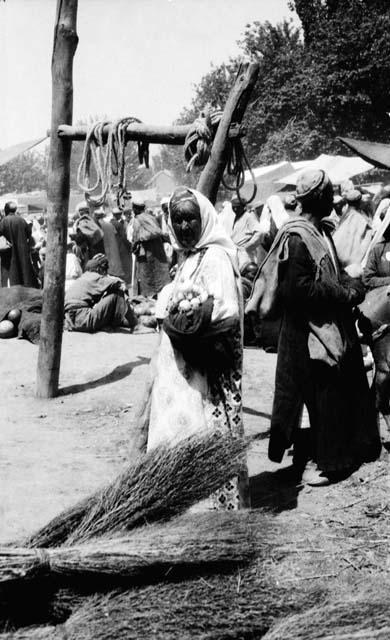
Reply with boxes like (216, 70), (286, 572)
(0, 432), (389, 639)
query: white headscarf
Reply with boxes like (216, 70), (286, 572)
(259, 195), (289, 234)
(168, 188), (239, 273)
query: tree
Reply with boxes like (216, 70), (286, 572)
(255, 118), (326, 165)
(158, 18), (309, 184)
(289, 0), (390, 142)
(162, 5), (390, 173)
(0, 150), (47, 193)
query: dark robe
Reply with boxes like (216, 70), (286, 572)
(110, 217), (132, 284)
(98, 220), (125, 280)
(269, 230), (381, 474)
(0, 215), (38, 287)
(132, 211), (170, 297)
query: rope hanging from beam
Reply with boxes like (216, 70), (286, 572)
(77, 117), (149, 207)
(77, 108), (256, 207)
(221, 137), (257, 205)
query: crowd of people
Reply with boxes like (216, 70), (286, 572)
(1, 169), (390, 499)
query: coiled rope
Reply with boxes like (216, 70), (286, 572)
(184, 108), (257, 205)
(221, 137), (257, 205)
(77, 117), (149, 208)
(184, 109), (222, 172)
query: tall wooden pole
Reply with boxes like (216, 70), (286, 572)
(197, 62), (259, 204)
(36, 0), (78, 398)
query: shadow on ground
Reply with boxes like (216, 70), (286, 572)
(243, 406), (271, 420)
(59, 357), (150, 396)
(249, 465), (302, 512)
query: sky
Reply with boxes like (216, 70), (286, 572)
(0, 0), (296, 150)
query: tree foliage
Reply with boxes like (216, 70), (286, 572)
(0, 150), (47, 194)
(161, 2), (390, 177)
(290, 0), (390, 141)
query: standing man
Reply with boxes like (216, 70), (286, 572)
(71, 201), (97, 270)
(93, 207), (125, 280)
(0, 201), (38, 287)
(264, 169), (380, 485)
(132, 197), (170, 297)
(333, 189), (373, 268)
(110, 207), (132, 286)
(220, 195), (262, 271)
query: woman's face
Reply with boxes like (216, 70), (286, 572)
(171, 203), (202, 249)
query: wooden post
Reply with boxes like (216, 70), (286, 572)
(36, 0), (78, 398)
(197, 62), (259, 204)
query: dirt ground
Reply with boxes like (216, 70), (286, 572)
(1, 329), (389, 599)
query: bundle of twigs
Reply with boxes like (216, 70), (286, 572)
(46, 565), (319, 640)
(27, 432), (247, 548)
(262, 590), (390, 640)
(0, 512), (257, 586)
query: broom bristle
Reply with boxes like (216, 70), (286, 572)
(262, 592), (390, 640)
(53, 565), (320, 640)
(0, 511), (264, 586)
(26, 432), (247, 548)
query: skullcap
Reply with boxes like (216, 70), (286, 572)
(296, 169), (329, 199)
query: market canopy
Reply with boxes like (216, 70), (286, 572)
(338, 137), (390, 171)
(0, 136), (48, 168)
(276, 153), (373, 186)
(242, 161), (295, 206)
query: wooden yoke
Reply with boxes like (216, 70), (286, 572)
(197, 62), (259, 204)
(36, 0), (78, 398)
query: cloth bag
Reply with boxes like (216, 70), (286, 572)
(0, 236), (12, 253)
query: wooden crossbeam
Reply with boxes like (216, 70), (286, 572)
(55, 122), (246, 145)
(57, 123), (191, 145)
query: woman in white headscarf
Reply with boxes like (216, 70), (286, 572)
(147, 186), (248, 510)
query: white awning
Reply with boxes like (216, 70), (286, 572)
(276, 154), (373, 186)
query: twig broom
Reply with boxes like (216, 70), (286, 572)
(27, 432), (247, 548)
(1, 511), (258, 585)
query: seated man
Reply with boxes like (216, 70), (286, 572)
(64, 253), (134, 332)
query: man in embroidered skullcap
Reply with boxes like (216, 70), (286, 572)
(263, 168), (380, 486)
